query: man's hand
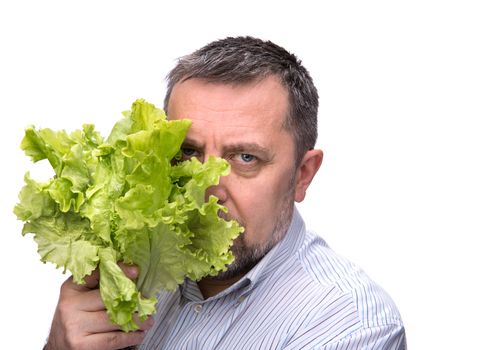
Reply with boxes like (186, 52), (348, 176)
(45, 265), (154, 350)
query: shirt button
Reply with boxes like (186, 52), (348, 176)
(237, 295), (246, 304)
(194, 304), (203, 313)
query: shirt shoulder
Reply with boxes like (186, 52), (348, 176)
(284, 231), (405, 348)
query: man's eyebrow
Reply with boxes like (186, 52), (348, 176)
(182, 138), (271, 154)
(181, 137), (204, 149)
(222, 142), (272, 156)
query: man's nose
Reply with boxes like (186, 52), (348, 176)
(205, 176), (228, 204)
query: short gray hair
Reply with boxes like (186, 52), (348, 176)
(164, 36), (319, 163)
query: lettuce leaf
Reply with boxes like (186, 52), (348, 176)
(14, 99), (243, 331)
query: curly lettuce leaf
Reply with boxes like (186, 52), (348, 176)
(14, 99), (243, 331)
(99, 247), (156, 332)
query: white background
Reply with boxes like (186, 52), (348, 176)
(1, 1), (485, 348)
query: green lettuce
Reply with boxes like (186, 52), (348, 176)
(14, 99), (243, 332)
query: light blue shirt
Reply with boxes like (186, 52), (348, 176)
(139, 208), (406, 349)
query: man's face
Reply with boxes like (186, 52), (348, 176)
(168, 76), (298, 278)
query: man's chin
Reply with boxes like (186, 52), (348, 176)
(212, 237), (271, 281)
(214, 194), (295, 281)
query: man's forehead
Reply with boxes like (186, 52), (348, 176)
(167, 76), (288, 114)
(166, 76), (292, 149)
(181, 122), (274, 146)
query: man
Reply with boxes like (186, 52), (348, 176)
(45, 37), (406, 349)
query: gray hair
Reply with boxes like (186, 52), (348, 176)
(164, 36), (319, 163)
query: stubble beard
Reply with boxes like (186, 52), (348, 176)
(214, 175), (296, 281)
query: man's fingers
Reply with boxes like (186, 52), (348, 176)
(83, 268), (101, 288)
(82, 310), (120, 333)
(119, 263), (139, 280)
(86, 330), (146, 350)
(75, 289), (105, 311)
(134, 315), (155, 332)
(83, 311), (155, 334)
(60, 274), (99, 298)
(48, 264), (145, 350)
(66, 263), (138, 295)
(65, 269), (101, 293)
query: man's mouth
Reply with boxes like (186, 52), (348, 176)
(217, 210), (246, 233)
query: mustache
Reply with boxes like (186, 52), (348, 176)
(218, 209), (245, 228)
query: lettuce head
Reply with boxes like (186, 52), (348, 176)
(14, 99), (243, 331)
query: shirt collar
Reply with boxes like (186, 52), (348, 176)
(180, 206), (306, 302)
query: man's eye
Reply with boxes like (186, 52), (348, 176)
(239, 154), (256, 163)
(181, 148), (197, 157)
(180, 147), (202, 161)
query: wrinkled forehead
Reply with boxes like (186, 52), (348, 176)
(166, 76), (294, 152)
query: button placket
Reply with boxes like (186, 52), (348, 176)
(194, 303), (203, 313)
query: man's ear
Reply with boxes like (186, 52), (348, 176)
(294, 149), (323, 203)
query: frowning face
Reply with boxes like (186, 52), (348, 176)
(167, 76), (303, 278)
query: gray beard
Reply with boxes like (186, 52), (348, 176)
(213, 178), (296, 281)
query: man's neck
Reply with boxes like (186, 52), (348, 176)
(197, 274), (245, 299)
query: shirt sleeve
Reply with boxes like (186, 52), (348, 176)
(320, 323), (407, 350)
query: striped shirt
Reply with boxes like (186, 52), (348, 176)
(139, 208), (406, 349)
